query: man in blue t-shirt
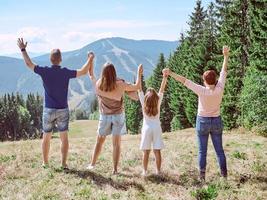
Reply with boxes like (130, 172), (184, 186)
(17, 38), (94, 169)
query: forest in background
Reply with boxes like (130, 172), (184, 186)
(125, 0), (267, 136)
(0, 0), (266, 141)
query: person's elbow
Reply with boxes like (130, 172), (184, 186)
(26, 62), (35, 70)
(77, 69), (88, 77)
(133, 83), (141, 91)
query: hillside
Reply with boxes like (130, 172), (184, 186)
(0, 37), (178, 110)
(0, 120), (266, 200)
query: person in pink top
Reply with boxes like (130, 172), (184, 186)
(163, 46), (230, 180)
(87, 61), (143, 174)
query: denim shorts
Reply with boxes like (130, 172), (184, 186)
(97, 113), (126, 136)
(42, 108), (69, 133)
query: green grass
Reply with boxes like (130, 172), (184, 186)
(0, 120), (266, 200)
(232, 151), (247, 160)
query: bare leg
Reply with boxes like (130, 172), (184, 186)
(60, 131), (69, 167)
(112, 135), (121, 174)
(42, 132), (52, 165)
(143, 150), (150, 175)
(90, 135), (106, 166)
(153, 150), (162, 174)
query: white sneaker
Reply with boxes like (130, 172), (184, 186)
(155, 170), (162, 175)
(86, 165), (95, 170)
(142, 170), (148, 177)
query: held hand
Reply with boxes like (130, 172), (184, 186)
(88, 51), (95, 59)
(223, 46), (230, 57)
(162, 68), (170, 76)
(17, 38), (27, 50)
(138, 64), (143, 76)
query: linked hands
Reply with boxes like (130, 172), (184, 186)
(138, 64), (143, 76)
(137, 64), (143, 90)
(88, 51), (95, 60)
(162, 68), (170, 77)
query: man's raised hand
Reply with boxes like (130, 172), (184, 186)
(223, 46), (230, 57)
(17, 38), (27, 50)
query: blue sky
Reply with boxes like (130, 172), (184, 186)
(0, 0), (212, 54)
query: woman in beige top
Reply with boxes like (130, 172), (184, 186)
(87, 61), (143, 174)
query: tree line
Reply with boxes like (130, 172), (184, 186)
(0, 93), (98, 141)
(1, 0), (266, 140)
(125, 0), (267, 136)
(0, 93), (43, 141)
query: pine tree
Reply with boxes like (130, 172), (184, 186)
(26, 93), (43, 137)
(124, 75), (146, 134)
(183, 0), (207, 126)
(147, 53), (173, 132)
(168, 33), (192, 130)
(240, 0), (267, 135)
(214, 0), (250, 129)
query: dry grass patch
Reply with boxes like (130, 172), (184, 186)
(0, 121), (266, 200)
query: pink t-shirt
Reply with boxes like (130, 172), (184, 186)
(184, 70), (227, 117)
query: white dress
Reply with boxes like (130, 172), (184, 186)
(138, 91), (164, 150)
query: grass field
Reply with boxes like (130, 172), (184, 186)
(0, 120), (266, 200)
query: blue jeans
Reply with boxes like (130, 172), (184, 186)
(196, 116), (227, 176)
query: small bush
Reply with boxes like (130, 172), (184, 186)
(252, 122), (267, 137)
(74, 187), (92, 198)
(191, 184), (218, 200)
(0, 155), (16, 163)
(232, 151), (247, 160)
(252, 160), (266, 173)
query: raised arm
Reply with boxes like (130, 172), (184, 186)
(159, 72), (168, 94)
(125, 64), (143, 91)
(222, 46), (230, 72)
(77, 52), (94, 77)
(88, 52), (96, 80)
(163, 68), (204, 96)
(17, 38), (36, 71)
(162, 68), (186, 84)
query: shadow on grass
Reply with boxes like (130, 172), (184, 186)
(65, 169), (145, 192)
(145, 173), (180, 185)
(145, 169), (201, 187)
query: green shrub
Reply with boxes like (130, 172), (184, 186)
(232, 151), (247, 160)
(191, 184), (218, 200)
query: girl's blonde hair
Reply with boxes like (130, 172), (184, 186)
(144, 88), (159, 116)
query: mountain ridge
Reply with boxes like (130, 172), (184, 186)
(0, 37), (178, 110)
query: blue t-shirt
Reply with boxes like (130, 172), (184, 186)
(34, 65), (77, 109)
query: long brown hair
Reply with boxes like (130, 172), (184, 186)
(144, 88), (159, 116)
(99, 62), (117, 92)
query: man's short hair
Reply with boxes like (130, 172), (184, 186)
(50, 49), (62, 65)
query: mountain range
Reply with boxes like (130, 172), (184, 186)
(0, 37), (178, 110)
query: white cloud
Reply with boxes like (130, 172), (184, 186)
(71, 19), (173, 30)
(0, 34), (17, 54)
(17, 27), (49, 44)
(63, 31), (113, 43)
(0, 19), (177, 55)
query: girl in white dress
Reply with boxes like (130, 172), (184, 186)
(138, 71), (168, 176)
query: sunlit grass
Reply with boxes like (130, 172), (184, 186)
(0, 121), (266, 200)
